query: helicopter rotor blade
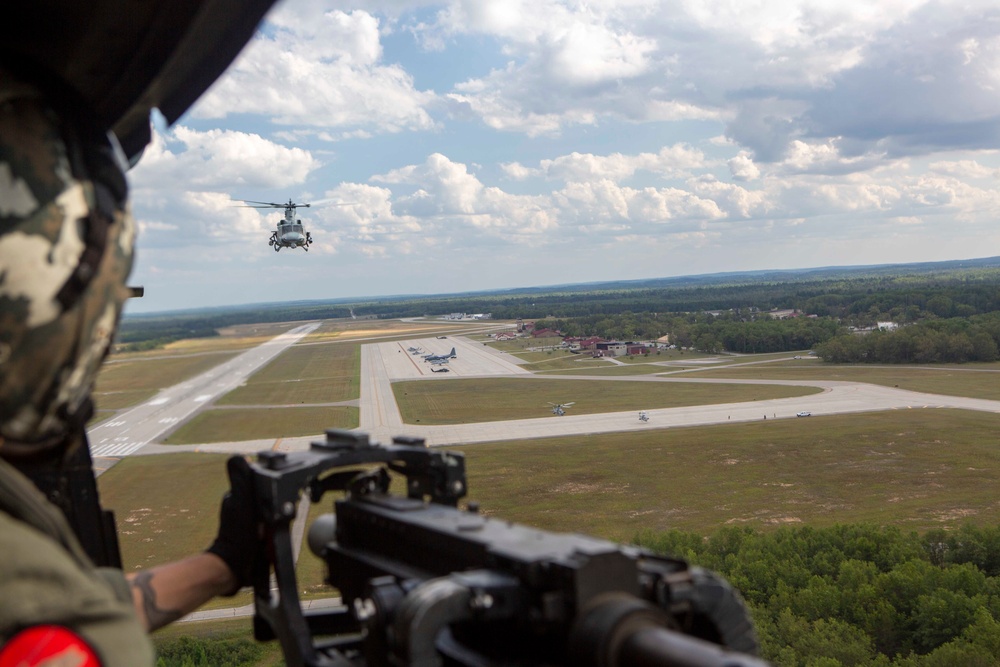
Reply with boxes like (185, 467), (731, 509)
(239, 199), (285, 207)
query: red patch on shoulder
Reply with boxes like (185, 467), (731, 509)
(0, 625), (100, 666)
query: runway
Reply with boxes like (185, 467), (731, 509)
(88, 322), (321, 459)
(132, 331), (1000, 458)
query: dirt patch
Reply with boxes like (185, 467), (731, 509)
(935, 508), (978, 521)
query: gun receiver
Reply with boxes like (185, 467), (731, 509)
(249, 429), (768, 667)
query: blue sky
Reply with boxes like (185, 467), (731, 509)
(125, 0), (1000, 313)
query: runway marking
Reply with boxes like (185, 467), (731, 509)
(149, 398), (169, 406)
(194, 395), (212, 403)
(91, 442), (145, 457)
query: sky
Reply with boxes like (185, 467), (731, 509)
(125, 0), (1000, 314)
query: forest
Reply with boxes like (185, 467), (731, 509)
(637, 524), (1000, 666)
(813, 314), (1000, 364)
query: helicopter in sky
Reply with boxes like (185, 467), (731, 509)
(238, 199), (314, 251)
(548, 401), (575, 416)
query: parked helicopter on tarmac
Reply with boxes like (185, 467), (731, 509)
(548, 402), (575, 416)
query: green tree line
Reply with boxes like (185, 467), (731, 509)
(118, 264), (1000, 351)
(637, 523), (1000, 666)
(814, 314), (1000, 364)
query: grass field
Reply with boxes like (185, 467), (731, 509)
(525, 356), (617, 372)
(99, 453), (231, 572)
(92, 389), (159, 411)
(103, 410), (1000, 596)
(96, 352), (240, 393)
(217, 343), (360, 405)
(162, 406), (358, 444)
(393, 377), (820, 424)
(509, 349), (579, 363)
(683, 363), (1000, 400)
(449, 409), (1000, 542)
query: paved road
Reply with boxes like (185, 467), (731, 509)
(88, 322), (321, 460)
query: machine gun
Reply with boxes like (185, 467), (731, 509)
(248, 429), (770, 667)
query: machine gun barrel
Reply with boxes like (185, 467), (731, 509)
(618, 627), (771, 667)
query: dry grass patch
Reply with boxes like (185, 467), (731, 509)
(99, 453), (231, 571)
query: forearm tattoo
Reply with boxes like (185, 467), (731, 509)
(131, 571), (184, 630)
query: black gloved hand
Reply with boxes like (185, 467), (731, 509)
(206, 455), (261, 595)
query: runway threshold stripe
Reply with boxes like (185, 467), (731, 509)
(91, 442), (145, 457)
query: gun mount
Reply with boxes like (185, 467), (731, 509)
(248, 429), (768, 667)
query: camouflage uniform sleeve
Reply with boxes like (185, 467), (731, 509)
(0, 511), (156, 666)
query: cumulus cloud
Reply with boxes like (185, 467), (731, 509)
(929, 159), (1000, 179)
(728, 152), (760, 182)
(537, 145), (708, 182)
(130, 126), (319, 190)
(191, 10), (437, 135)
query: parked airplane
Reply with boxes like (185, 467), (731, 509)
(639, 411), (650, 422)
(408, 346), (424, 355)
(424, 348), (457, 362)
(429, 358), (449, 366)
